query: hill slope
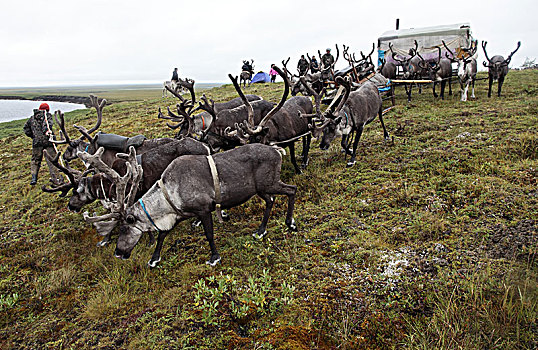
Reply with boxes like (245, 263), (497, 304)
(0, 71), (536, 349)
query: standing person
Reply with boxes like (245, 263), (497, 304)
(23, 103), (61, 186)
(269, 64), (278, 83)
(171, 68), (179, 82)
(310, 56), (319, 73)
(297, 55), (309, 76)
(321, 48), (335, 81)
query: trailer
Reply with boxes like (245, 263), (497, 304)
(378, 22), (474, 75)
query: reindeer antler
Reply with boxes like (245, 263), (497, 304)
(505, 41), (521, 64)
(482, 41), (492, 67)
(73, 95), (106, 143)
(229, 74), (255, 127)
(41, 150), (92, 197)
(197, 94), (216, 117)
(78, 146), (143, 235)
(49, 110), (71, 145)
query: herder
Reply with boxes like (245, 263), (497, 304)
(23, 103), (61, 186)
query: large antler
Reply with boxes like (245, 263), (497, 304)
(390, 42), (409, 65)
(308, 76), (351, 136)
(177, 77), (196, 103)
(442, 40), (456, 61)
(41, 150), (92, 197)
(299, 77), (326, 119)
(360, 43), (375, 63)
(48, 110), (71, 145)
(197, 94), (216, 117)
(78, 146), (143, 234)
(281, 57), (294, 86)
(505, 41), (521, 64)
(482, 41), (492, 67)
(73, 94), (106, 143)
(241, 66), (289, 135)
(229, 74), (255, 127)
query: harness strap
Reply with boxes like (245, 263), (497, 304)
(139, 198), (162, 232)
(343, 111), (349, 128)
(157, 179), (182, 215)
(206, 155), (224, 223)
(200, 115), (205, 130)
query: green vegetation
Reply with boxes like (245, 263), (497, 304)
(0, 71), (536, 349)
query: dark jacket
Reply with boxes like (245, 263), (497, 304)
(321, 53), (335, 69)
(24, 109), (54, 147)
(172, 70), (179, 81)
(297, 58), (309, 73)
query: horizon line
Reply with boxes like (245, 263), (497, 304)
(0, 80), (228, 89)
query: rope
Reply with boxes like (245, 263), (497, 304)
(43, 110), (68, 182)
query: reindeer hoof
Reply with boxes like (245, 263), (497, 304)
(253, 230), (267, 240)
(96, 239), (110, 247)
(148, 257), (161, 268)
(191, 220), (202, 228)
(346, 161), (355, 168)
(221, 210), (230, 222)
(287, 218), (297, 232)
(206, 255), (221, 267)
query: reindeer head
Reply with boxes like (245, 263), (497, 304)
(299, 76), (350, 149)
(226, 67), (289, 145)
(77, 146), (143, 238)
(482, 41), (521, 80)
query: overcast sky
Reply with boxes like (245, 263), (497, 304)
(0, 0), (535, 87)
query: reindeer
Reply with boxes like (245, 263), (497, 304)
(389, 42), (424, 102)
(281, 57), (322, 97)
(158, 90), (261, 139)
(43, 137), (211, 246)
(162, 80), (186, 98)
(312, 78), (389, 167)
(80, 144), (297, 267)
(443, 40), (477, 101)
(53, 96), (175, 167)
(240, 59), (254, 87)
(417, 46), (453, 100)
(482, 41), (521, 97)
(230, 70), (318, 174)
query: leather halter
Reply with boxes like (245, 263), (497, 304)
(206, 155), (224, 222)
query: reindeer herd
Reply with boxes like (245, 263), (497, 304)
(40, 39), (520, 267)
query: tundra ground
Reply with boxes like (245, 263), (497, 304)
(0, 71), (536, 349)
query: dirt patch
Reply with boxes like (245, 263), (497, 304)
(487, 220), (536, 262)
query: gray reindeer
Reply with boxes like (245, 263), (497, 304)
(482, 41), (521, 97)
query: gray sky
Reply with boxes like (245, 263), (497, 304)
(1, 0), (535, 87)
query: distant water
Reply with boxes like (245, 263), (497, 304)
(0, 100), (86, 123)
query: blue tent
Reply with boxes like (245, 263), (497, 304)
(250, 71), (271, 84)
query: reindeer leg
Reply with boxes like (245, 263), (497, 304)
(288, 143), (302, 174)
(253, 194), (275, 239)
(433, 82), (438, 98)
(301, 135), (311, 169)
(448, 77), (452, 95)
(471, 79), (476, 98)
(347, 125), (364, 168)
(440, 81), (446, 100)
(498, 76), (504, 97)
(341, 134), (352, 154)
(268, 182), (297, 231)
(488, 76), (493, 98)
(378, 108), (390, 141)
(148, 230), (169, 268)
(199, 213), (220, 266)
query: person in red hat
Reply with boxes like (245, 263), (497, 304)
(23, 103), (61, 185)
